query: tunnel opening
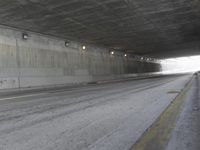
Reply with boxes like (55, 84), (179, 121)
(161, 55), (200, 74)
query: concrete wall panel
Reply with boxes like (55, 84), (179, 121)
(0, 78), (19, 89)
(0, 26), (160, 89)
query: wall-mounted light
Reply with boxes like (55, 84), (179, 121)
(124, 53), (127, 57)
(110, 51), (114, 55)
(22, 33), (28, 40)
(65, 41), (69, 47)
(82, 45), (86, 50)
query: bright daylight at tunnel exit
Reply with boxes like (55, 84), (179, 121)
(0, 0), (199, 150)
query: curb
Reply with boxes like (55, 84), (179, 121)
(131, 75), (194, 150)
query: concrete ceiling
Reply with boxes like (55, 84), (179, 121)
(0, 0), (200, 58)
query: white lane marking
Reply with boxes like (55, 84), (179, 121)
(0, 93), (46, 101)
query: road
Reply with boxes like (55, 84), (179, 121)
(0, 75), (192, 150)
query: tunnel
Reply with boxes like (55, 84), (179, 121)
(0, 1), (199, 150)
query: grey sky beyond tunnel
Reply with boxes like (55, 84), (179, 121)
(0, 0), (199, 58)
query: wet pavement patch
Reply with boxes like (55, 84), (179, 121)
(167, 90), (180, 94)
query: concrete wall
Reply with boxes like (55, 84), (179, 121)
(0, 26), (160, 89)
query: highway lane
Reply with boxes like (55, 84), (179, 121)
(0, 75), (192, 150)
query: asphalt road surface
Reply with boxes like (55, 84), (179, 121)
(0, 75), (193, 150)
